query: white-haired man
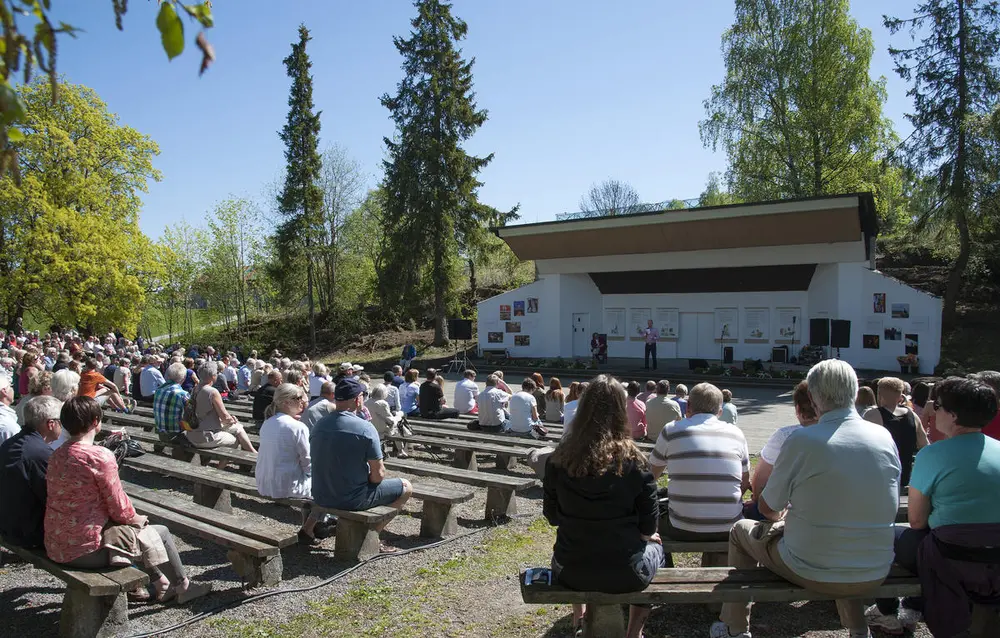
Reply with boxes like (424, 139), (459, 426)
(710, 360), (901, 638)
(0, 375), (19, 442)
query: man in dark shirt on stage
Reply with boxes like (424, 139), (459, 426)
(0, 396), (63, 547)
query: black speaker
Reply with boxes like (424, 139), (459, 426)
(723, 346), (734, 364)
(830, 320), (851, 349)
(448, 318), (473, 341)
(810, 318), (830, 346)
(688, 358), (709, 371)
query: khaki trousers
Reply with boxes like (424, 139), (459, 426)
(719, 519), (885, 634)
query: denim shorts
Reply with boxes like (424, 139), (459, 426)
(351, 478), (406, 511)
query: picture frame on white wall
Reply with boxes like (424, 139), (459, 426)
(743, 308), (770, 343)
(604, 308), (626, 340)
(629, 308), (652, 341)
(714, 308), (738, 343)
(774, 307), (801, 344)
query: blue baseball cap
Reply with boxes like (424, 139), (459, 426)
(334, 377), (365, 401)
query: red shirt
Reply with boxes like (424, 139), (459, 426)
(627, 397), (647, 439)
(44, 442), (136, 563)
(982, 411), (1000, 441)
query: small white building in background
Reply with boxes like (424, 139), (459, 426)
(477, 193), (942, 375)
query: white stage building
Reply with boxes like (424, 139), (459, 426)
(477, 193), (942, 374)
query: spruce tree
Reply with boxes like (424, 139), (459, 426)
(381, 0), (511, 345)
(277, 24), (324, 351)
(885, 1), (1000, 327)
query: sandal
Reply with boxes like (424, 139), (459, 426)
(127, 586), (151, 602)
(176, 581), (212, 604)
(379, 542), (400, 554)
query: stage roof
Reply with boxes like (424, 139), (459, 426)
(496, 193), (878, 262)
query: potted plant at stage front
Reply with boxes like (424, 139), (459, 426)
(897, 353), (919, 374)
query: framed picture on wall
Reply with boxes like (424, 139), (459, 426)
(514, 335), (530, 346)
(499, 305), (511, 321)
(527, 298), (538, 313)
(743, 308), (770, 343)
(487, 332), (504, 343)
(628, 308), (652, 341)
(655, 308), (679, 340)
(714, 308), (738, 343)
(604, 308), (626, 340)
(513, 301), (525, 317)
(505, 321), (521, 333)
(775, 307), (801, 344)
(873, 293), (886, 314)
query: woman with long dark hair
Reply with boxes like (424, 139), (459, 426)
(544, 375), (662, 638)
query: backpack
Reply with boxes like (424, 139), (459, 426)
(181, 392), (200, 430)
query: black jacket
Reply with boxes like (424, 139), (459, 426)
(252, 384), (276, 422)
(543, 456), (659, 592)
(0, 430), (51, 548)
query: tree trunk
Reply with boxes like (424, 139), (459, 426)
(943, 0), (970, 329)
(943, 210), (970, 327)
(307, 248), (317, 353)
(468, 257), (477, 308)
(433, 240), (447, 346)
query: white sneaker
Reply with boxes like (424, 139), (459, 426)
(709, 620), (751, 638)
(898, 606), (923, 630)
(863, 604), (904, 635)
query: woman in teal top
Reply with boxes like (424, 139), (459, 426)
(866, 377), (1000, 634)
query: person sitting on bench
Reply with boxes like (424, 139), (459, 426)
(252, 369), (282, 425)
(644, 380), (681, 443)
(543, 374), (662, 638)
(710, 360), (901, 638)
(138, 355), (165, 401)
(185, 363), (257, 454)
(453, 370), (479, 415)
(366, 383), (406, 458)
(649, 382), (748, 543)
(152, 362), (191, 444)
(0, 396), (62, 548)
(865, 377), (1000, 637)
(311, 378), (413, 548)
(400, 344), (416, 370)
(45, 397), (211, 604)
(476, 375), (511, 432)
(399, 368), (421, 417)
(419, 369), (459, 420)
(864, 376), (929, 489)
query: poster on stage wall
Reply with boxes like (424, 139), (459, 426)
(499, 305), (511, 321)
(604, 308), (626, 340)
(743, 308), (770, 342)
(655, 308), (679, 340)
(628, 308), (652, 341)
(775, 307), (801, 344)
(527, 298), (538, 313)
(513, 301), (525, 317)
(714, 308), (738, 343)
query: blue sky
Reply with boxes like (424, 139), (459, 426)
(53, 0), (919, 237)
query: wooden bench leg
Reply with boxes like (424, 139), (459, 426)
(701, 551), (728, 615)
(193, 484), (233, 514)
(334, 518), (381, 562)
(227, 550), (282, 588)
(495, 453), (516, 470)
(170, 446), (195, 462)
(420, 501), (458, 538)
(485, 487), (517, 520)
(453, 449), (478, 472)
(584, 604), (625, 638)
(60, 587), (129, 638)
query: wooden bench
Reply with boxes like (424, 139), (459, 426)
(385, 432), (535, 471)
(123, 481), (294, 587)
(520, 565), (923, 638)
(405, 418), (656, 452)
(384, 456), (536, 520)
(481, 348), (509, 363)
(122, 446), (474, 561)
(0, 537), (148, 638)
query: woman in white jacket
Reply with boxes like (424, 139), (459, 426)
(366, 383), (407, 458)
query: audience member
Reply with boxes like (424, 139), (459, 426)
(308, 363), (329, 399)
(644, 380), (682, 442)
(864, 376), (929, 488)
(530, 373), (547, 421)
(152, 363), (190, 443)
(45, 397), (210, 603)
(390, 365), (405, 388)
(0, 396), (62, 547)
(544, 377), (565, 424)
(78, 358), (130, 412)
(649, 383), (748, 543)
(746, 381), (817, 520)
(562, 382), (588, 436)
(637, 380), (656, 403)
(453, 370), (479, 415)
(506, 378), (542, 437)
(252, 370), (282, 424)
(366, 383), (406, 457)
(710, 360), (901, 638)
(0, 375), (20, 442)
(18, 352), (40, 397)
(237, 358), (253, 396)
(625, 380), (648, 440)
(973, 370), (1000, 441)
(476, 375), (511, 432)
(180, 358), (197, 393)
(400, 369), (421, 417)
(301, 380), (336, 432)
(419, 369), (459, 419)
(544, 375), (662, 638)
(139, 355), (166, 400)
(185, 364), (256, 453)
(15, 370), (52, 425)
(311, 378), (413, 548)
(720, 389), (738, 425)
(493, 370), (512, 394)
(673, 384), (688, 416)
(910, 381), (932, 423)
(380, 372), (402, 413)
(855, 386), (877, 416)
(865, 377), (1000, 636)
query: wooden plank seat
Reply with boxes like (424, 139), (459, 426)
(520, 565), (923, 638)
(384, 432), (535, 472)
(0, 537), (148, 638)
(404, 419), (655, 452)
(384, 457), (536, 520)
(121, 447), (474, 561)
(122, 482), (294, 587)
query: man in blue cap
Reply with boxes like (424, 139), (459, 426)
(311, 377), (413, 534)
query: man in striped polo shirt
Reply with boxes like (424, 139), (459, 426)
(649, 383), (750, 542)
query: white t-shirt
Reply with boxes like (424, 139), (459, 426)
(308, 373), (328, 398)
(477, 387), (510, 427)
(507, 391), (537, 433)
(453, 379), (479, 414)
(759, 424), (803, 465)
(563, 399), (579, 428)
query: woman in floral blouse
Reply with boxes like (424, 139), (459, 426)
(44, 396), (210, 603)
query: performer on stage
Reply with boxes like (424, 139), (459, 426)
(640, 319), (659, 370)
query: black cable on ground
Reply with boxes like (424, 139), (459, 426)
(126, 513), (535, 638)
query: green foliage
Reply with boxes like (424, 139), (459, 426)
(701, 0), (900, 221)
(885, 0), (1000, 325)
(380, 0), (516, 345)
(0, 79), (160, 334)
(698, 172), (740, 207)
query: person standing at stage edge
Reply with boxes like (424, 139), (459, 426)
(640, 319), (659, 370)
